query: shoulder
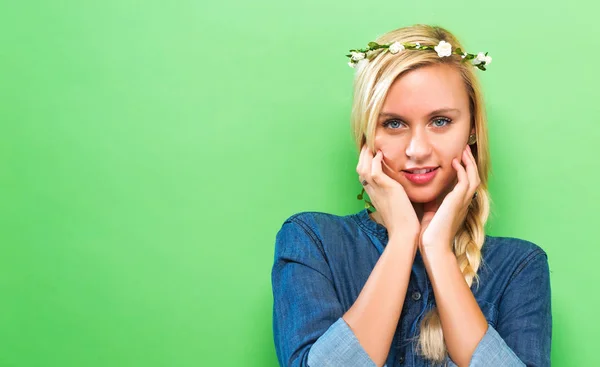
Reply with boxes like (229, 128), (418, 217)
(282, 210), (350, 226)
(272, 211), (358, 278)
(277, 210), (356, 240)
(273, 210), (364, 258)
(480, 235), (550, 285)
(274, 210), (348, 245)
(483, 235), (547, 259)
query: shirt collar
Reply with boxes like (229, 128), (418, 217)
(354, 208), (389, 241)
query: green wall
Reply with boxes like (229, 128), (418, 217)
(1, 0), (598, 365)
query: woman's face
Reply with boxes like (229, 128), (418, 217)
(374, 63), (474, 203)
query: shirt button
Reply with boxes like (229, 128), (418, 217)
(398, 355), (405, 364)
(411, 291), (421, 301)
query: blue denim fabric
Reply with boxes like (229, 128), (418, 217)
(271, 209), (552, 367)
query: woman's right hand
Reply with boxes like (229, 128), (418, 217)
(356, 144), (420, 239)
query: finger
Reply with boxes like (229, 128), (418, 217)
(370, 150), (384, 185)
(466, 145), (480, 180)
(357, 145), (373, 179)
(463, 145), (480, 194)
(360, 149), (376, 198)
(464, 145), (477, 169)
(356, 145), (367, 175)
(452, 157), (469, 199)
(381, 157), (394, 172)
(361, 146), (374, 185)
(379, 153), (399, 181)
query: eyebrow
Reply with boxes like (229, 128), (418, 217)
(378, 108), (460, 119)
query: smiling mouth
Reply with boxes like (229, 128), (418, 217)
(402, 167), (439, 174)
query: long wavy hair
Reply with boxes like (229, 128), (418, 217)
(350, 24), (492, 364)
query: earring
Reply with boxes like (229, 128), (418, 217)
(467, 134), (477, 145)
(357, 187), (374, 210)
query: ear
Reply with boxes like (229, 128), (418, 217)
(470, 127), (476, 135)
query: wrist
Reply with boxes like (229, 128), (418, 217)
(421, 245), (454, 265)
(389, 232), (419, 248)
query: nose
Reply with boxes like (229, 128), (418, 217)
(405, 129), (432, 161)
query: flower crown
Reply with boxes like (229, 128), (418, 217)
(346, 40), (492, 71)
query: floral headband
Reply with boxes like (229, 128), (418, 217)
(346, 40), (492, 71)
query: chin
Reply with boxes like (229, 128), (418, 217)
(402, 170), (455, 203)
(405, 188), (441, 203)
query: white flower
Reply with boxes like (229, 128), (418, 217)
(473, 52), (492, 65)
(415, 42), (421, 49)
(434, 40), (452, 57)
(348, 61), (356, 68)
(351, 52), (366, 61)
(388, 42), (405, 54)
(461, 52), (467, 59)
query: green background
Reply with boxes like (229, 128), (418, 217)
(1, 0), (597, 366)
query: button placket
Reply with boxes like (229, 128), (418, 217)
(411, 291), (421, 301)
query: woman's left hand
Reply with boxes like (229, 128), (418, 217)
(418, 144), (481, 255)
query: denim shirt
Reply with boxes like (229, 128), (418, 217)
(271, 209), (552, 367)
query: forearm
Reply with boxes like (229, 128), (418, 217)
(422, 248), (488, 366)
(343, 233), (418, 367)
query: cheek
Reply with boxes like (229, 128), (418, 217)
(441, 145), (465, 165)
(439, 151), (463, 185)
(374, 137), (405, 170)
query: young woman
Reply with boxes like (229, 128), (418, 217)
(271, 24), (551, 367)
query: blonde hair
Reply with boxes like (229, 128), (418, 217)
(350, 24), (492, 364)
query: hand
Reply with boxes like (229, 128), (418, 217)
(356, 145), (420, 239)
(419, 144), (481, 254)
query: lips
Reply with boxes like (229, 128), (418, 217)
(403, 168), (437, 174)
(402, 167), (439, 184)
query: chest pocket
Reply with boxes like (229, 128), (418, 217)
(479, 300), (498, 328)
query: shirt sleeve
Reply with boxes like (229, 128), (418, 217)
(447, 250), (552, 367)
(446, 324), (525, 367)
(271, 217), (377, 367)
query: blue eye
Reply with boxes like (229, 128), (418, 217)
(432, 117), (452, 127)
(382, 118), (452, 130)
(382, 119), (404, 129)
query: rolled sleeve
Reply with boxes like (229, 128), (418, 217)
(272, 217), (376, 367)
(308, 317), (377, 367)
(446, 324), (525, 366)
